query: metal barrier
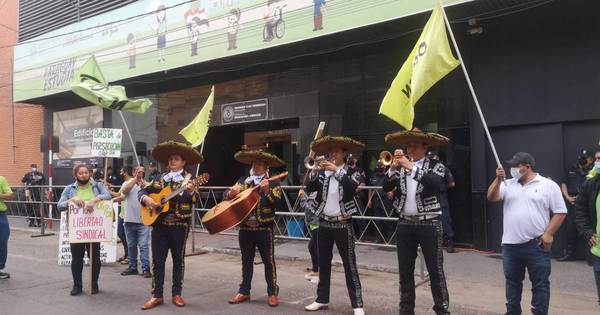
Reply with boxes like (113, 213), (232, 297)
(5, 184), (427, 281)
(190, 185), (426, 281)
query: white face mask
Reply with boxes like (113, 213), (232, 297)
(31, 168), (37, 172)
(510, 167), (523, 180)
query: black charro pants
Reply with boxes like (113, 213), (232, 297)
(151, 223), (188, 298)
(396, 218), (449, 315)
(316, 221), (363, 309)
(238, 226), (279, 296)
(70, 242), (101, 288)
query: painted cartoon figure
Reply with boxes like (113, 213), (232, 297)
(185, 6), (209, 57)
(156, 4), (167, 63)
(313, 0), (326, 31)
(127, 33), (136, 69)
(227, 8), (241, 50)
(263, 0), (285, 42)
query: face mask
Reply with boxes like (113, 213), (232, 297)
(510, 167), (523, 180)
(31, 168), (37, 172)
(77, 178), (90, 185)
(594, 162), (600, 172)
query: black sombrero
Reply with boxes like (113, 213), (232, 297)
(234, 149), (285, 167)
(151, 141), (204, 165)
(385, 129), (450, 147)
(310, 136), (365, 155)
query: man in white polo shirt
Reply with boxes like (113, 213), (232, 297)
(487, 152), (566, 315)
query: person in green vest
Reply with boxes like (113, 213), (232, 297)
(57, 164), (111, 296)
(0, 175), (14, 279)
(574, 149), (600, 306)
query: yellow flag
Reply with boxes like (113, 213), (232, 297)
(71, 56), (152, 114)
(179, 86), (215, 147)
(379, 4), (459, 130)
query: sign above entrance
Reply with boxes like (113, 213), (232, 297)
(13, 0), (472, 102)
(221, 98), (268, 125)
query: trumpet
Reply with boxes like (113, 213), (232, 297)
(379, 150), (393, 166)
(304, 155), (331, 170)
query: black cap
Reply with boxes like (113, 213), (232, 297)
(578, 149), (592, 159)
(506, 152), (536, 167)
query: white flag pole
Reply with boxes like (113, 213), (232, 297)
(440, 4), (502, 168)
(195, 142), (205, 177)
(118, 111), (141, 167)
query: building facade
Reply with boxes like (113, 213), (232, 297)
(13, 0), (600, 253)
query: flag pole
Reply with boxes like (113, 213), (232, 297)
(118, 111), (141, 167)
(440, 4), (502, 168)
(195, 142), (205, 177)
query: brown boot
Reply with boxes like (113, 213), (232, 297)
(172, 295), (186, 307)
(141, 297), (164, 310)
(228, 293), (250, 304)
(268, 295), (279, 307)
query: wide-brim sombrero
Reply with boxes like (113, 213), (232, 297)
(234, 150), (285, 167)
(385, 129), (450, 147)
(310, 136), (365, 155)
(151, 141), (204, 165)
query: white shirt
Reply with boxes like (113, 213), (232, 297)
(323, 166), (345, 217)
(388, 158), (424, 216)
(163, 170), (184, 183)
(499, 174), (567, 244)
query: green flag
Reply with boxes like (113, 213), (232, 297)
(70, 56), (152, 114)
(379, 4), (459, 130)
(179, 86), (215, 147)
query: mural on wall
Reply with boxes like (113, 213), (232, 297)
(13, 0), (472, 102)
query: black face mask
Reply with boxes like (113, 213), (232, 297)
(77, 178), (90, 185)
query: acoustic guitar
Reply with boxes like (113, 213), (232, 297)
(141, 172), (210, 226)
(202, 172), (288, 234)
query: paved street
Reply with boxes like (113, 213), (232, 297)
(1, 224), (599, 315)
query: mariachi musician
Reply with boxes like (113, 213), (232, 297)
(225, 149), (284, 307)
(303, 136), (365, 315)
(382, 129), (451, 315)
(138, 141), (204, 310)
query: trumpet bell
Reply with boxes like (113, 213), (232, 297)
(304, 156), (316, 169)
(380, 151), (393, 166)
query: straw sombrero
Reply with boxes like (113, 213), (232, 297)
(384, 129), (450, 147)
(310, 136), (365, 155)
(234, 149), (285, 167)
(151, 141), (204, 165)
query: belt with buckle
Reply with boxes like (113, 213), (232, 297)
(320, 214), (351, 224)
(399, 213), (440, 222)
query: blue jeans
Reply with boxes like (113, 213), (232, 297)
(124, 222), (150, 271)
(592, 255), (600, 304)
(502, 240), (551, 315)
(0, 212), (9, 270)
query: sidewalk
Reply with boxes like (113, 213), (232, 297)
(8, 217), (600, 314)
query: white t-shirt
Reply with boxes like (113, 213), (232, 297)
(499, 174), (567, 244)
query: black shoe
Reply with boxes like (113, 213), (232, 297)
(70, 286), (82, 296)
(91, 285), (99, 295)
(141, 269), (152, 278)
(447, 241), (456, 253)
(121, 268), (138, 276)
(557, 253), (576, 262)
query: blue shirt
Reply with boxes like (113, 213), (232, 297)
(314, 0), (326, 17)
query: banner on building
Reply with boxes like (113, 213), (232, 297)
(13, 0), (472, 102)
